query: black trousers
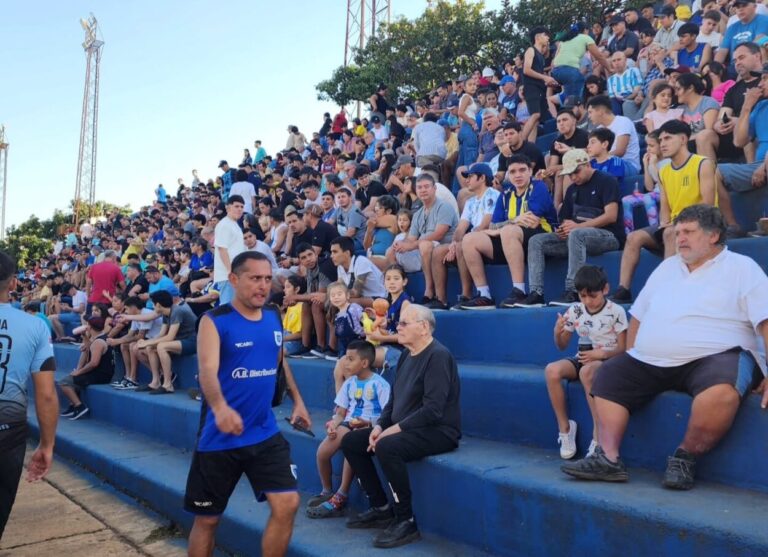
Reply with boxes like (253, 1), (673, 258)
(341, 427), (457, 521)
(0, 441), (26, 540)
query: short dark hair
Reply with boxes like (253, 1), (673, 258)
(330, 236), (354, 255)
(734, 41), (761, 56)
(678, 22), (699, 36)
(0, 250), (17, 284)
(674, 204), (727, 246)
(231, 251), (270, 275)
(586, 95), (612, 112)
(124, 296), (145, 310)
(506, 154), (533, 168)
(347, 339), (376, 368)
(658, 119), (692, 138)
(235, 169), (248, 182)
(296, 242), (314, 255)
(286, 274), (306, 294)
(589, 127), (616, 147)
(574, 265), (608, 293)
(503, 121), (522, 132)
(149, 290), (173, 309)
(703, 9), (721, 22)
(227, 194), (245, 205)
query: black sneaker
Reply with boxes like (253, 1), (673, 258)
(548, 290), (579, 307)
(561, 445), (629, 482)
(419, 296), (434, 305)
(424, 299), (448, 311)
(288, 345), (314, 358)
(663, 448), (696, 490)
(610, 286), (633, 303)
(323, 349), (339, 361)
(346, 506), (394, 529)
(449, 296), (471, 311)
(308, 346), (326, 358)
(501, 287), (527, 308)
(373, 517), (421, 549)
(460, 295), (496, 310)
(513, 291), (545, 308)
(60, 404), (76, 418)
(110, 378), (125, 388)
(69, 405), (90, 421)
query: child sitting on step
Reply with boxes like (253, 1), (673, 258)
(306, 340), (391, 519)
(544, 266), (627, 460)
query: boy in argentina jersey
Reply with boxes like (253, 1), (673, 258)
(184, 252), (310, 557)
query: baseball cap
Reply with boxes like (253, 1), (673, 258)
(657, 6), (676, 17)
(756, 36), (768, 47)
(447, 97), (460, 108)
(562, 95), (583, 108)
(217, 160), (228, 168)
(482, 67), (494, 78)
(456, 74), (469, 83)
(676, 5), (692, 20)
(663, 65), (692, 75)
(393, 155), (414, 170)
(500, 75), (516, 86)
(371, 115), (381, 123)
(461, 162), (494, 181)
(559, 149), (591, 176)
(732, 0), (756, 5)
(610, 15), (625, 25)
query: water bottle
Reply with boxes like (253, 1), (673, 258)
(578, 337), (593, 352)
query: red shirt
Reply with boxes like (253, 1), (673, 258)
(87, 261), (124, 304)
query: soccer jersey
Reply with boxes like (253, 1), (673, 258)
(563, 300), (628, 356)
(460, 188), (500, 231)
(0, 304), (55, 414)
(335, 374), (391, 424)
(659, 154), (716, 220)
(196, 304), (282, 452)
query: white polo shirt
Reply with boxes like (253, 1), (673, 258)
(629, 248), (768, 374)
(337, 255), (386, 299)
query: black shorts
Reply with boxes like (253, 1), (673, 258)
(637, 225), (665, 252)
(566, 357), (584, 375)
(590, 349), (762, 413)
(184, 433), (297, 515)
(525, 86), (546, 117)
(485, 226), (545, 265)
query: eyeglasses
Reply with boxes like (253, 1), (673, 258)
(396, 319), (425, 328)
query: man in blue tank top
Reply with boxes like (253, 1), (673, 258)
(184, 251), (311, 557)
(0, 250), (58, 539)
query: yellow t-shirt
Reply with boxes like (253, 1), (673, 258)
(659, 154), (717, 220)
(354, 124), (367, 137)
(121, 243), (143, 265)
(282, 303), (303, 334)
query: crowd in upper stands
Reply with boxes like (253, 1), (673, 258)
(7, 0), (768, 421)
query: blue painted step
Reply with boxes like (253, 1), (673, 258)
(29, 409), (768, 557)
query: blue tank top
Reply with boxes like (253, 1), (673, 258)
(371, 228), (396, 256)
(196, 303), (283, 452)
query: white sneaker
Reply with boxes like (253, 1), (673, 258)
(558, 420), (578, 459)
(587, 439), (598, 458)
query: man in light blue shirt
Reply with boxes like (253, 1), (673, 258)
(716, 0), (768, 64)
(0, 250), (58, 538)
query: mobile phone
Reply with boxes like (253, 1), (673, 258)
(722, 113), (730, 124)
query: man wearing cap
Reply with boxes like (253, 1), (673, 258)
(217, 160), (236, 203)
(499, 75), (518, 114)
(716, 0), (768, 65)
(517, 149), (624, 307)
(371, 115), (388, 144)
(716, 64), (768, 209)
(412, 112), (448, 169)
(608, 16), (640, 60)
(213, 195), (246, 304)
(655, 6), (684, 50)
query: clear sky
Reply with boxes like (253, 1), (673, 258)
(1, 0), (500, 229)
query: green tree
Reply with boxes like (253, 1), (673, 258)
(0, 232), (53, 268)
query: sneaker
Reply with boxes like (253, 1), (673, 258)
(309, 346), (326, 358)
(500, 288), (527, 308)
(307, 492), (333, 508)
(115, 378), (139, 390)
(548, 290), (579, 307)
(110, 378), (125, 388)
(586, 439), (598, 458)
(187, 387), (202, 401)
(424, 299), (448, 311)
(60, 404), (76, 418)
(513, 291), (545, 308)
(307, 492), (348, 518)
(323, 349), (339, 361)
(449, 296), (471, 311)
(726, 224), (745, 239)
(373, 517), (421, 549)
(419, 296), (434, 305)
(561, 446), (629, 482)
(346, 506), (394, 529)
(288, 345), (313, 358)
(69, 405), (90, 421)
(663, 449), (696, 490)
(610, 286), (632, 303)
(459, 295), (496, 310)
(558, 420), (578, 460)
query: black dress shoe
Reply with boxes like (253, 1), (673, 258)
(346, 506), (393, 529)
(373, 517), (421, 548)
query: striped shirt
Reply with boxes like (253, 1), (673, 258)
(607, 68), (643, 99)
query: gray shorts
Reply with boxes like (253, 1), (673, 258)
(718, 161), (763, 193)
(395, 249), (422, 273)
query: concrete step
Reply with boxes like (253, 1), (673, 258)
(29, 408), (768, 557)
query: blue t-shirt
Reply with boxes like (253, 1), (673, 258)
(190, 251), (213, 271)
(0, 304), (55, 412)
(591, 156), (629, 187)
(749, 99), (768, 162)
(147, 276), (177, 309)
(156, 186), (167, 203)
(723, 14), (768, 56)
(196, 304), (283, 452)
(677, 43), (706, 69)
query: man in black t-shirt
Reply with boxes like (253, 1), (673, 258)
(496, 121), (546, 182)
(303, 204), (339, 258)
(517, 150), (623, 308)
(282, 210), (314, 268)
(541, 109), (590, 202)
(125, 263), (150, 299)
(354, 165), (388, 216)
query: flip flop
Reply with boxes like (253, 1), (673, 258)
(148, 386), (173, 395)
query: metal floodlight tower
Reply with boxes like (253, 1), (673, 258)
(73, 14), (104, 228)
(0, 125), (8, 240)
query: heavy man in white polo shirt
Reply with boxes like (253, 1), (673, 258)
(562, 205), (768, 490)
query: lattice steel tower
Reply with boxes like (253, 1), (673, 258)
(0, 125), (8, 240)
(344, 0), (391, 66)
(73, 14), (104, 227)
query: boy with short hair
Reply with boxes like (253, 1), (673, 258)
(587, 128), (632, 189)
(544, 266), (627, 460)
(307, 340), (390, 518)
